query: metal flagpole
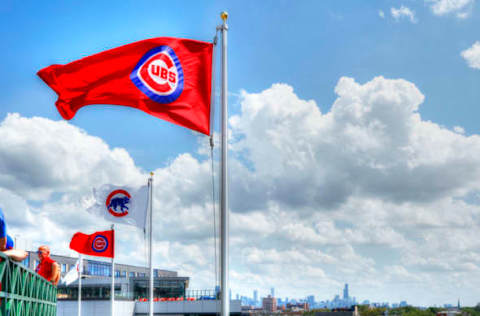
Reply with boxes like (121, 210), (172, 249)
(78, 254), (82, 316)
(219, 11), (229, 316)
(111, 224), (115, 316)
(210, 24), (219, 310)
(149, 172), (154, 316)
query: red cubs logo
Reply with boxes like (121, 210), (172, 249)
(105, 189), (131, 218)
(130, 46), (184, 104)
(92, 235), (109, 253)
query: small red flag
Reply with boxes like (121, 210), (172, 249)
(38, 37), (213, 135)
(69, 230), (114, 258)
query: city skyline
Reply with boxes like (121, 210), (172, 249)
(233, 283), (464, 309)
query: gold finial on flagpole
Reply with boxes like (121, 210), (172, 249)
(220, 11), (228, 22)
(150, 171), (154, 177)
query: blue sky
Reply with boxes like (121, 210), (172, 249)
(1, 0), (480, 306)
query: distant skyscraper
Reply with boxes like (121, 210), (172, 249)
(307, 295), (315, 307)
(271, 287), (275, 297)
(254, 290), (258, 305)
(343, 283), (349, 300)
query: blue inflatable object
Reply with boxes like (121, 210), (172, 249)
(6, 235), (14, 250)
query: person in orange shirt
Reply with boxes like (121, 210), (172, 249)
(35, 245), (60, 286)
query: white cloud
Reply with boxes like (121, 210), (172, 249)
(426, 0), (475, 18)
(0, 113), (143, 200)
(231, 77), (480, 209)
(461, 41), (480, 70)
(391, 6), (417, 23)
(228, 77), (480, 303)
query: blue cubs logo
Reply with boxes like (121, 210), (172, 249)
(105, 189), (131, 218)
(92, 235), (109, 253)
(130, 46), (184, 104)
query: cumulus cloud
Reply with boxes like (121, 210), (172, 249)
(228, 77), (480, 303)
(231, 77), (480, 210)
(461, 41), (480, 70)
(2, 74), (480, 304)
(0, 113), (143, 200)
(426, 0), (475, 18)
(391, 6), (417, 23)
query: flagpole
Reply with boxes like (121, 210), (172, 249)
(148, 172), (154, 316)
(111, 224), (115, 316)
(219, 11), (229, 316)
(78, 254), (82, 316)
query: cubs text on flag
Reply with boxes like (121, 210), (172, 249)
(37, 37), (213, 135)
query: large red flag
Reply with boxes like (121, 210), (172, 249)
(69, 230), (114, 258)
(38, 37), (213, 135)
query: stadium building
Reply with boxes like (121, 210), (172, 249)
(23, 251), (241, 316)
(23, 251), (188, 300)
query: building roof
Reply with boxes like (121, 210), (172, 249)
(26, 250), (178, 277)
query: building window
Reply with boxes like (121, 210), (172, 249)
(61, 264), (67, 273)
(115, 270), (120, 277)
(129, 272), (135, 277)
(121, 271), (126, 277)
(87, 261), (111, 277)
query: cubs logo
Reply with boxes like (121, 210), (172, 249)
(105, 189), (131, 217)
(92, 235), (109, 253)
(130, 45), (184, 104)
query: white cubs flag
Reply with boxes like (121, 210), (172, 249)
(61, 259), (81, 286)
(87, 184), (148, 229)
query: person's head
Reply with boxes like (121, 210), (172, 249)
(37, 245), (50, 260)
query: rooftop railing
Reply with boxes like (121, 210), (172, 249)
(0, 252), (57, 316)
(185, 289), (217, 300)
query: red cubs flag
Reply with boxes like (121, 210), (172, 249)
(38, 37), (213, 135)
(69, 230), (114, 258)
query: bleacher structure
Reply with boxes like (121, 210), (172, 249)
(0, 252), (57, 315)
